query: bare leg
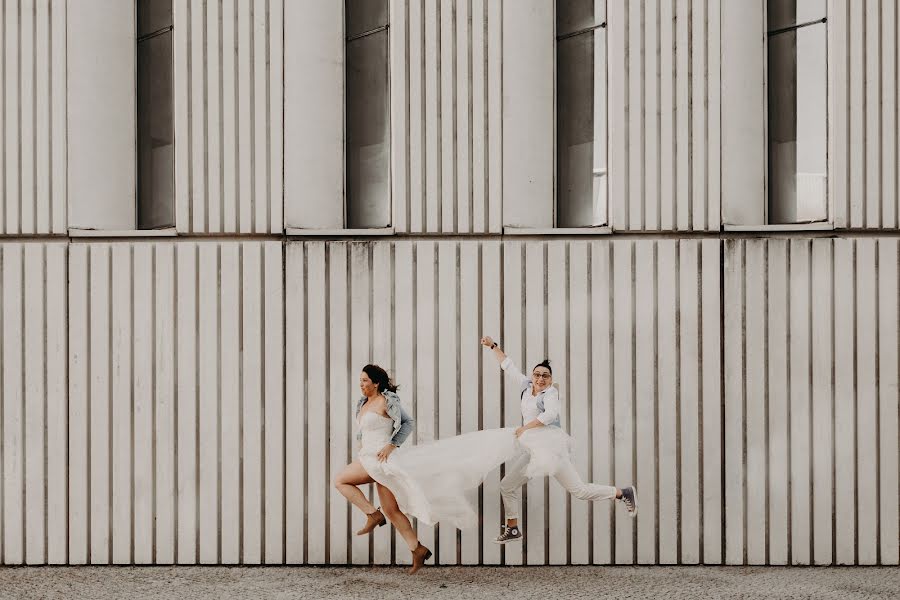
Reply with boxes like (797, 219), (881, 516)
(376, 483), (419, 552)
(334, 460), (378, 515)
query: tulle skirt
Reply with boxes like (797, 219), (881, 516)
(360, 425), (576, 530)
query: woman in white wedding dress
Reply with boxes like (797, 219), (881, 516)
(334, 364), (517, 574)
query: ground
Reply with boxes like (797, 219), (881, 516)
(0, 566), (896, 599)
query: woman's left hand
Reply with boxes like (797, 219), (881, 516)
(515, 426), (526, 438)
(377, 444), (397, 462)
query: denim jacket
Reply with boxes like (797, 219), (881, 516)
(355, 390), (415, 447)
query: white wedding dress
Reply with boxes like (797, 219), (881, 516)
(357, 410), (576, 530)
(357, 411), (520, 530)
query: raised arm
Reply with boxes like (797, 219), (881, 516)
(481, 335), (529, 390)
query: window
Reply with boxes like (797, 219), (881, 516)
(766, 0), (827, 224)
(137, 0), (175, 229)
(346, 0), (391, 229)
(556, 0), (607, 228)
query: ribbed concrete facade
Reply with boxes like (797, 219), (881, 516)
(0, 0), (897, 566)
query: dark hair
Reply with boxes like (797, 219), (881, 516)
(533, 359), (552, 375)
(362, 364), (400, 393)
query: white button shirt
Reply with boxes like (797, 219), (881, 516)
(500, 357), (561, 426)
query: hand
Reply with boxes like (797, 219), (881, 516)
(377, 444), (396, 462)
(481, 336), (495, 348)
(515, 426), (526, 438)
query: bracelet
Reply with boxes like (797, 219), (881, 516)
(490, 342), (497, 349)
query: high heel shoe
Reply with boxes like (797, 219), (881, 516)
(356, 508), (386, 535)
(408, 542), (432, 575)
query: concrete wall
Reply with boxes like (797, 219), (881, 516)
(0, 0), (67, 234)
(0, 0), (897, 567)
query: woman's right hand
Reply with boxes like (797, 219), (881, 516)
(480, 336), (495, 348)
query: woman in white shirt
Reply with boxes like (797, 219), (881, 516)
(480, 335), (638, 544)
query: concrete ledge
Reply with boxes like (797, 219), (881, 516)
(286, 227), (395, 237)
(503, 226), (612, 235)
(68, 228), (178, 237)
(723, 222), (835, 232)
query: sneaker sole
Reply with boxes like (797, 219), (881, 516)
(492, 537), (523, 545)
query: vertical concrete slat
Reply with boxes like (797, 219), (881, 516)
(205, 0), (221, 233)
(253, 0), (268, 233)
(133, 245), (154, 564)
(848, 1), (865, 228)
(35, 0), (50, 234)
(745, 241), (766, 565)
(88, 245), (110, 564)
(110, 245), (132, 564)
(865, 3), (881, 228)
(175, 244), (198, 563)
(788, 240), (812, 565)
(471, 0), (486, 234)
(486, 0), (503, 233)
(217, 244), (240, 564)
(46, 245), (67, 563)
(155, 244), (176, 564)
(628, 0), (643, 230)
(68, 246), (89, 564)
(284, 243), (305, 564)
(197, 243), (219, 564)
(2, 244), (23, 563)
(547, 242), (568, 565)
(568, 243), (590, 565)
(644, 0), (660, 231)
(638, 241), (660, 564)
(459, 243), (480, 564)
(221, 0), (238, 233)
(440, 0), (455, 233)
(424, 1), (440, 233)
(591, 241), (613, 564)
(881, 1), (897, 229)
(237, 2), (253, 233)
(174, 0), (191, 232)
(415, 241), (437, 555)
(833, 239), (855, 564)
(189, 0), (207, 233)
(456, 0), (471, 233)
(679, 240), (701, 564)
(437, 242), (458, 563)
(877, 240), (899, 564)
(241, 243), (263, 564)
(269, 0), (284, 233)
(23, 245), (44, 562)
(327, 244), (349, 565)
(700, 239), (722, 564)
(20, 0), (35, 234)
(723, 240), (744, 564)
(658, 0), (675, 231)
(390, 0), (409, 233)
(613, 241), (634, 564)
(409, 1), (425, 234)
(767, 240), (789, 565)
(811, 240), (834, 565)
(262, 243), (284, 564)
(855, 240), (878, 564)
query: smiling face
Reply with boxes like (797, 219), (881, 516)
(531, 366), (552, 393)
(359, 372), (379, 398)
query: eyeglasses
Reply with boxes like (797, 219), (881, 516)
(532, 373), (552, 380)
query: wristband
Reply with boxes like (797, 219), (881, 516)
(490, 342), (497, 349)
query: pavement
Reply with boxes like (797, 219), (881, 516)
(0, 566), (897, 599)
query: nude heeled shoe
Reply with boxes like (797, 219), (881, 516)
(408, 542), (432, 575)
(356, 508), (386, 535)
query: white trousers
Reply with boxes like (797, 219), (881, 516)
(499, 451), (617, 520)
